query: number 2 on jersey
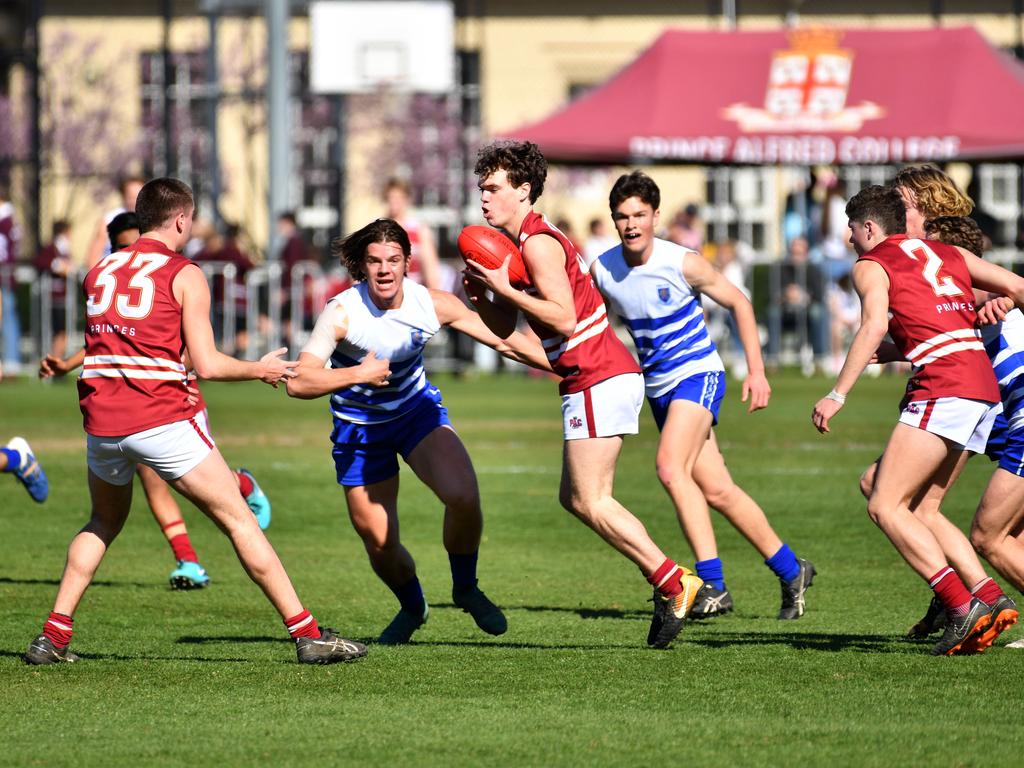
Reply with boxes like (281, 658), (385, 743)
(87, 252), (171, 319)
(900, 240), (963, 298)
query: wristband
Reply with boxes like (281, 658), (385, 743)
(826, 389), (846, 405)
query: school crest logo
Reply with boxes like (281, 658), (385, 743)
(411, 328), (424, 346)
(722, 28), (884, 133)
(657, 285), (672, 303)
(569, 416), (584, 430)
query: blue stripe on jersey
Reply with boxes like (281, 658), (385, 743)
(328, 351), (427, 425)
(987, 333), (1024, 426)
(625, 301), (701, 334)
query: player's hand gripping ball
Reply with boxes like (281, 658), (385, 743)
(457, 225), (530, 288)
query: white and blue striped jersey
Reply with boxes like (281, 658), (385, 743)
(327, 279), (441, 426)
(981, 307), (1024, 432)
(589, 238), (723, 398)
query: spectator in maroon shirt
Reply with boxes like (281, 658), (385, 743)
(34, 220), (73, 359)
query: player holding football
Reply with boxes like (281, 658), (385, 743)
(38, 211), (274, 590)
(811, 185), (1024, 655)
(287, 217), (550, 644)
(464, 141), (703, 649)
(25, 177), (366, 666)
(589, 171), (815, 620)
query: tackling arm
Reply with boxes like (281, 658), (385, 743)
(432, 290), (553, 372)
(284, 300), (392, 399)
(176, 264), (296, 385)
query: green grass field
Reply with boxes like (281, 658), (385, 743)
(2, 371), (1022, 767)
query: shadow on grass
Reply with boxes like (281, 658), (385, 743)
(0, 576), (153, 588)
(435, 602), (649, 621)
(691, 630), (919, 653)
(0, 649), (255, 663)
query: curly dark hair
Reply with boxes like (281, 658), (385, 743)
(609, 170), (661, 212)
(474, 141), (547, 203)
(135, 177), (193, 232)
(924, 215), (985, 257)
(845, 185), (906, 236)
(332, 218), (410, 282)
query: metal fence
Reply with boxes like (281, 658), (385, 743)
(0, 261), (472, 376)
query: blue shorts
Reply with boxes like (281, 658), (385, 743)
(647, 371), (726, 431)
(985, 411), (1024, 476)
(331, 395), (451, 487)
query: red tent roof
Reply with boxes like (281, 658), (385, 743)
(504, 26), (1024, 164)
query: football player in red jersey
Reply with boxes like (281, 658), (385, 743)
(811, 185), (1024, 655)
(464, 141), (702, 649)
(856, 167), (1018, 650)
(39, 212), (275, 590)
(25, 178), (366, 666)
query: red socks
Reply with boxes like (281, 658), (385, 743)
(284, 609), (321, 640)
(971, 576), (1005, 606)
(647, 559), (683, 598)
(168, 532), (199, 564)
(43, 612), (74, 649)
(236, 470), (254, 498)
(930, 567), (972, 617)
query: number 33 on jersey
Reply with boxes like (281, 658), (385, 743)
(79, 238), (202, 437)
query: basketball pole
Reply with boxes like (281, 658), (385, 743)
(266, 0), (291, 257)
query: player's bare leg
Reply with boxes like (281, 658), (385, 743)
(694, 430), (782, 558)
(407, 425), (506, 636)
(344, 475), (416, 588)
(693, 429), (813, 619)
(345, 475), (428, 644)
(51, 471), (134, 617)
(406, 426), (482, 554)
(138, 464), (210, 589)
(170, 448), (303, 619)
(869, 425), (991, 654)
(908, 452), (988, 585)
(562, 435), (702, 647)
(656, 401), (718, 561)
(972, 470), (1024, 592)
(868, 426), (962, 578)
(23, 472), (134, 663)
(862, 451), (1005, 640)
(561, 436), (666, 572)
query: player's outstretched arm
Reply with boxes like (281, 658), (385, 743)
(960, 247), (1024, 310)
(176, 264), (297, 385)
(432, 289), (553, 372)
(39, 348), (86, 379)
(812, 260), (890, 434)
(284, 300), (391, 399)
(683, 252), (770, 412)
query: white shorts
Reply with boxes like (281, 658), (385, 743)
(561, 373), (644, 440)
(87, 412), (216, 486)
(899, 397), (999, 453)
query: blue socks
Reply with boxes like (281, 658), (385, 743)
(695, 557), (726, 591)
(449, 551), (479, 588)
(766, 543), (801, 582)
(390, 577), (426, 617)
(1, 447), (20, 472)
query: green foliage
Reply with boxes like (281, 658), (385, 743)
(1, 371), (1020, 767)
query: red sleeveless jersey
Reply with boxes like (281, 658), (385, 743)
(517, 211), (640, 394)
(858, 235), (998, 405)
(78, 238), (203, 436)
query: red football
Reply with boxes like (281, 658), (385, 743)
(457, 225), (530, 288)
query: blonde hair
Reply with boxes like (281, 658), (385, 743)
(893, 165), (973, 218)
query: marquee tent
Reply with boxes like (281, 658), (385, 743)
(504, 26), (1024, 165)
